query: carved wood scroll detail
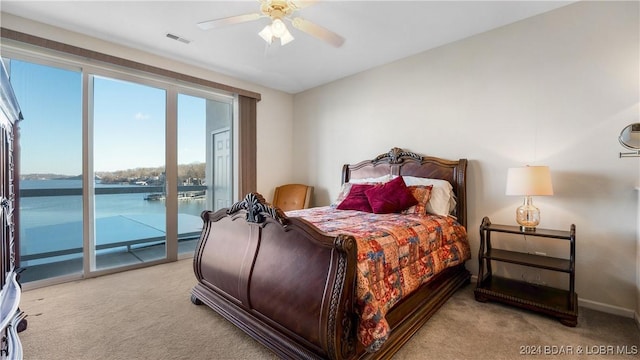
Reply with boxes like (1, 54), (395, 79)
(328, 234), (357, 358)
(373, 147), (422, 164)
(227, 192), (289, 226)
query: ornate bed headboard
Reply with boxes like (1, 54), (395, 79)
(341, 147), (468, 228)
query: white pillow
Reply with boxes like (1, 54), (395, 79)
(332, 175), (391, 206)
(349, 174), (391, 184)
(401, 176), (456, 216)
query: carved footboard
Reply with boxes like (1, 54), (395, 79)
(191, 193), (358, 360)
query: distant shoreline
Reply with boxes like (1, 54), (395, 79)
(21, 174), (95, 181)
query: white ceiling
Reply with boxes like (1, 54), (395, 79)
(1, 1), (575, 94)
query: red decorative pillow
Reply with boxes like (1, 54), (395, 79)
(402, 185), (434, 215)
(336, 183), (374, 212)
(365, 176), (418, 214)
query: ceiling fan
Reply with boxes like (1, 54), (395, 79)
(197, 0), (345, 47)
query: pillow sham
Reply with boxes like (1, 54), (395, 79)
(402, 185), (433, 215)
(349, 174), (391, 184)
(364, 176), (417, 214)
(336, 183), (374, 212)
(401, 176), (456, 216)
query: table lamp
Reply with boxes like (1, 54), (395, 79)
(505, 166), (554, 231)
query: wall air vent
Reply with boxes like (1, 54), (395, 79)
(165, 33), (191, 44)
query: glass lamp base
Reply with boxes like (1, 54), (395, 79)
(516, 196), (540, 231)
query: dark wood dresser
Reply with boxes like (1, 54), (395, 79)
(0, 59), (26, 359)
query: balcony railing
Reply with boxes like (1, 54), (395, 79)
(19, 185), (206, 264)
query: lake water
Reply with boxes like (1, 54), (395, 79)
(20, 180), (205, 225)
(19, 179), (208, 265)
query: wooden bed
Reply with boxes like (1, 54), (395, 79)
(191, 147), (470, 360)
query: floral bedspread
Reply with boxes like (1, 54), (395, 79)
(286, 206), (471, 352)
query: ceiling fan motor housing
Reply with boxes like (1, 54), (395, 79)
(261, 0), (295, 20)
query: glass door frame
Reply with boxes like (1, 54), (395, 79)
(84, 67), (174, 275)
(83, 69), (239, 276)
(4, 50), (86, 289)
(174, 88), (236, 260)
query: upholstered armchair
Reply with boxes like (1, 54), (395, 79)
(272, 184), (313, 211)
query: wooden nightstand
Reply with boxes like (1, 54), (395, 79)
(474, 216), (578, 326)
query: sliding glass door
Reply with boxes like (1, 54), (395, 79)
(8, 59), (84, 283)
(176, 93), (234, 256)
(91, 76), (166, 270)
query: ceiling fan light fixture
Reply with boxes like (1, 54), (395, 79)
(259, 18), (294, 46)
(199, 0), (343, 47)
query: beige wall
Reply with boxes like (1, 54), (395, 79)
(0, 13), (296, 201)
(293, 1), (639, 314)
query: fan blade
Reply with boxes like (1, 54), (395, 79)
(291, 0), (319, 10)
(291, 17), (345, 47)
(197, 13), (262, 30)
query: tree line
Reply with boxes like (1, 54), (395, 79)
(97, 162), (206, 184)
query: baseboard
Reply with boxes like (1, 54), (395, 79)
(469, 275), (636, 319)
(22, 272), (82, 291)
(579, 298), (636, 319)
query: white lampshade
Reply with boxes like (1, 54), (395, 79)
(506, 165), (553, 231)
(279, 27), (295, 45)
(258, 25), (274, 44)
(505, 166), (554, 196)
(271, 19), (287, 37)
